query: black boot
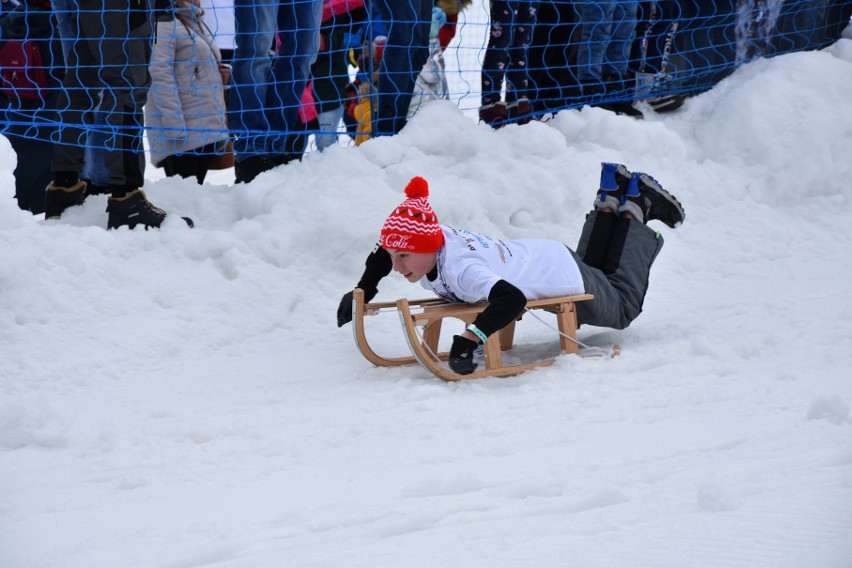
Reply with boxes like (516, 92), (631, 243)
(234, 154), (277, 184)
(44, 180), (87, 219)
(598, 100), (644, 118)
(106, 189), (194, 230)
(598, 75), (644, 118)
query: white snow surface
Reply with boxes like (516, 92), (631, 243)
(2, 38), (852, 568)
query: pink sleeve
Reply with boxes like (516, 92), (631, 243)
(299, 81), (318, 124)
(322, 0), (366, 23)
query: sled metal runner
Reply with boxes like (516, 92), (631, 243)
(352, 288), (599, 381)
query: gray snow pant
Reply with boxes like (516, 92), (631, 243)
(52, 0), (153, 191)
(570, 210), (664, 330)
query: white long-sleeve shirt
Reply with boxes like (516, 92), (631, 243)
(419, 226), (585, 303)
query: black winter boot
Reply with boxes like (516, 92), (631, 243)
(598, 100), (644, 118)
(45, 180), (88, 219)
(234, 154), (278, 184)
(598, 74), (644, 118)
(106, 189), (194, 230)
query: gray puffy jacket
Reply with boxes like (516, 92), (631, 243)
(146, 9), (229, 166)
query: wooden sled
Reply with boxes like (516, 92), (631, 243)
(353, 288), (609, 381)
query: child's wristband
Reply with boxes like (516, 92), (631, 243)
(466, 324), (488, 344)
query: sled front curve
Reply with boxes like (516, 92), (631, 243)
(352, 288), (450, 367)
(396, 294), (595, 382)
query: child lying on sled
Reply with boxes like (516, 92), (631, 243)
(337, 165), (685, 375)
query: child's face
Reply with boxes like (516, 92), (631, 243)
(386, 249), (437, 283)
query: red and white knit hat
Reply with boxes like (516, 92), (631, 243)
(380, 177), (444, 253)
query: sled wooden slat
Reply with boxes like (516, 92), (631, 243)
(353, 287), (597, 381)
(361, 296), (448, 316)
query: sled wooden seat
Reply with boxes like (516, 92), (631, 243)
(352, 288), (597, 381)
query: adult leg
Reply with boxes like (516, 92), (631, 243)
(231, 0), (278, 157)
(374, 0), (432, 135)
(603, 1), (639, 85)
(576, 1), (616, 88)
(270, 0), (320, 139)
(163, 145), (214, 184)
(161, 154), (198, 180)
(505, 1), (539, 105)
(51, 0), (75, 63)
(52, 0), (110, 189)
(194, 152), (213, 185)
(47, 2), (104, 218)
(95, 1), (152, 193)
(51, 3), (97, 179)
(526, 0), (579, 111)
(596, 2), (643, 116)
(481, 0), (513, 107)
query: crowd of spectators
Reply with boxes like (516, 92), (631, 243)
(0, 0), (849, 226)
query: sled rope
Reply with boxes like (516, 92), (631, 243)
(521, 307), (617, 358)
(411, 322), (446, 366)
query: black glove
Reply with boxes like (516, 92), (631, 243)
(449, 335), (479, 375)
(336, 287), (377, 327)
(336, 291), (354, 327)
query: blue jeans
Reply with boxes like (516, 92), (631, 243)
(315, 106), (342, 151)
(52, 0), (110, 187)
(231, 0), (320, 159)
(373, 0), (432, 136)
(576, 1), (639, 83)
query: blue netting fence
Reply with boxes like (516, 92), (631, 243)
(0, 0), (849, 159)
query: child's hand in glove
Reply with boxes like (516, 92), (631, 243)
(449, 335), (479, 375)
